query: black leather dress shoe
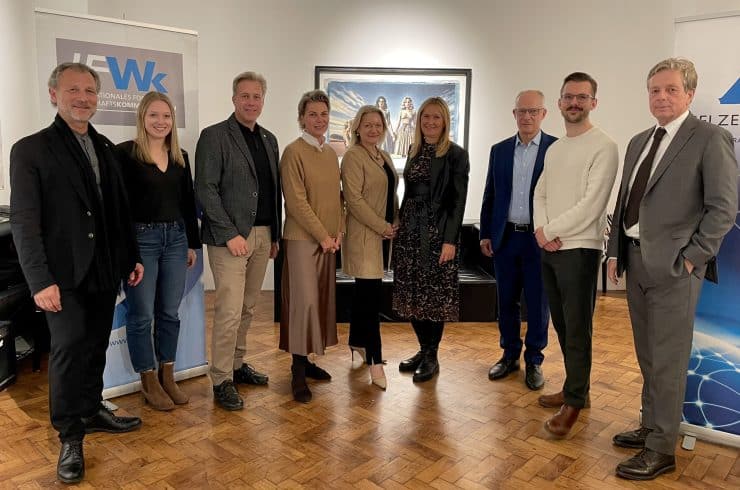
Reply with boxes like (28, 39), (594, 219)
(82, 405), (142, 434)
(399, 351), (425, 372)
(613, 426), (652, 448)
(305, 362), (332, 380)
(616, 448), (676, 480)
(233, 363), (269, 385)
(57, 440), (84, 484)
(488, 358), (520, 380)
(213, 380), (244, 411)
(525, 363), (545, 390)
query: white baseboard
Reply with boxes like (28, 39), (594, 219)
(680, 422), (740, 449)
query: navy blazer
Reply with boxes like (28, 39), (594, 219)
(479, 131), (557, 252)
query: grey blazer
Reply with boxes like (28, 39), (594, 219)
(607, 113), (737, 283)
(195, 114), (281, 246)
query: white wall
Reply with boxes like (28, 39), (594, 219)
(86, 0), (675, 222)
(0, 1), (40, 203)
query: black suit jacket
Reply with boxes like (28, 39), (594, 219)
(10, 115), (140, 295)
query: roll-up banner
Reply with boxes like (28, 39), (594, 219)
(33, 9), (206, 398)
(675, 13), (740, 448)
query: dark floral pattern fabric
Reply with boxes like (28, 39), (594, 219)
(392, 143), (459, 321)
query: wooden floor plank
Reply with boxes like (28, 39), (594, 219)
(0, 292), (736, 488)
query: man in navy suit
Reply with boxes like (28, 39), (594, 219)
(479, 90), (556, 390)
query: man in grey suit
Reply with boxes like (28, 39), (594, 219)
(607, 58), (737, 481)
(195, 71), (281, 411)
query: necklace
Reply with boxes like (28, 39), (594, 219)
(361, 144), (383, 163)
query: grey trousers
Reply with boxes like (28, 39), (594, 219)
(626, 242), (703, 455)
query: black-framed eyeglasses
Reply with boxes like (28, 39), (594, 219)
(514, 108), (543, 117)
(560, 94), (594, 103)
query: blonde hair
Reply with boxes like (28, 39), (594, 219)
(134, 91), (185, 167)
(349, 105), (387, 146)
(647, 57), (698, 92)
(409, 97), (451, 159)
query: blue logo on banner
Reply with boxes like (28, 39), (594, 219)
(718, 78), (740, 104)
(106, 57), (167, 92)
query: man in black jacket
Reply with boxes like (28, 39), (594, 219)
(10, 62), (144, 484)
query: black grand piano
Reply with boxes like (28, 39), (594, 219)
(0, 205), (49, 391)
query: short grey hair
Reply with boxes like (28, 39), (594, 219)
(232, 71), (267, 97)
(297, 90), (330, 128)
(647, 57), (698, 92)
(48, 62), (101, 92)
(514, 89), (545, 107)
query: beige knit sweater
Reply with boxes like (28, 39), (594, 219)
(280, 137), (343, 243)
(533, 126), (619, 250)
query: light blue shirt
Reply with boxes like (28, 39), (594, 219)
(508, 131), (541, 224)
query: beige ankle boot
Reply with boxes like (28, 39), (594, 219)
(140, 370), (174, 411)
(159, 362), (189, 404)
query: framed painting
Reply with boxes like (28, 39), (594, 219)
(315, 66), (472, 168)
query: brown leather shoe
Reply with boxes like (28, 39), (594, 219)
(544, 404), (580, 438)
(538, 390), (590, 408)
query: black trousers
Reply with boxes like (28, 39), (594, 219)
(348, 278), (383, 364)
(541, 248), (600, 408)
(47, 288), (117, 442)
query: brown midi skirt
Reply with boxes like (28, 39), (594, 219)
(279, 240), (338, 356)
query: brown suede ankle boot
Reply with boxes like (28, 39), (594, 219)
(140, 370), (174, 411)
(159, 362), (189, 405)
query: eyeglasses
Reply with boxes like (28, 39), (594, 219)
(560, 94), (594, 103)
(514, 108), (543, 117)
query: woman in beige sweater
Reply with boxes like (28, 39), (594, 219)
(279, 90), (343, 403)
(341, 105), (399, 390)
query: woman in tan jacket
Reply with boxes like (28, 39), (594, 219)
(341, 105), (399, 390)
(279, 90), (343, 403)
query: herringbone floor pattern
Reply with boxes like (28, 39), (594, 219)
(0, 292), (737, 488)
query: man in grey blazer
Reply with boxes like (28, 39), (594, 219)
(607, 58), (737, 481)
(195, 71), (281, 411)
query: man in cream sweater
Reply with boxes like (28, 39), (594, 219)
(533, 72), (619, 438)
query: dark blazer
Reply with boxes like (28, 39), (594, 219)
(194, 114), (281, 246)
(403, 141), (470, 244)
(607, 114), (737, 283)
(479, 131), (557, 252)
(10, 115), (140, 295)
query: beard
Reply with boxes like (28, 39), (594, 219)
(561, 107), (588, 124)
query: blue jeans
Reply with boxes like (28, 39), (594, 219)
(125, 221), (188, 373)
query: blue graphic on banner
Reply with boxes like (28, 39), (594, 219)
(719, 78), (740, 104)
(687, 181), (740, 436)
(103, 249), (206, 391)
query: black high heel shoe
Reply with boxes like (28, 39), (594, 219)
(349, 345), (367, 363)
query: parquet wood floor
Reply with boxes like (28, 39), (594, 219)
(0, 292), (737, 488)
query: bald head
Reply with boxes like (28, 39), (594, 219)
(513, 90), (547, 143)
